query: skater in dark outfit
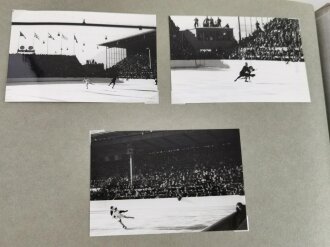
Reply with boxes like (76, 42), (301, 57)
(234, 62), (256, 82)
(108, 68), (119, 89)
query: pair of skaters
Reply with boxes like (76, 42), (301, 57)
(234, 62), (256, 82)
(110, 206), (134, 229)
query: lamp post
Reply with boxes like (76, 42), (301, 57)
(127, 146), (134, 186)
(146, 48), (151, 69)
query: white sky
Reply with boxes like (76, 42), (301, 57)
(171, 15), (276, 41)
(9, 10), (156, 65)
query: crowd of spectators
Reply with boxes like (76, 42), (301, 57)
(110, 53), (156, 79)
(90, 145), (245, 200)
(232, 18), (304, 61)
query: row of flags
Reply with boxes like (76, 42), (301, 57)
(20, 31), (78, 43)
(19, 31), (109, 44)
(17, 31), (111, 54)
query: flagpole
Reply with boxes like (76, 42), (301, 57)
(47, 36), (49, 55)
(17, 35), (21, 53)
(238, 16), (242, 43)
(61, 36), (63, 55)
(73, 35), (75, 56)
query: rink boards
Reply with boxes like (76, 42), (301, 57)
(90, 195), (246, 236)
(5, 78), (158, 103)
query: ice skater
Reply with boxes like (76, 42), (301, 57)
(108, 68), (119, 89)
(110, 206), (134, 229)
(234, 62), (256, 82)
(83, 77), (94, 89)
(108, 76), (117, 89)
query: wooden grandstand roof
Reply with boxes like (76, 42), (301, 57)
(98, 30), (156, 49)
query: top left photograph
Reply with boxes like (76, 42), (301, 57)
(5, 10), (158, 103)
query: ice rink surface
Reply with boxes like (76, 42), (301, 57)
(5, 79), (158, 103)
(90, 195), (246, 236)
(171, 60), (311, 103)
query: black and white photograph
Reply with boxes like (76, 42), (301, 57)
(5, 10), (158, 103)
(90, 129), (247, 236)
(169, 16), (310, 103)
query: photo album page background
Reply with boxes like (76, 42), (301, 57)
(0, 0), (329, 247)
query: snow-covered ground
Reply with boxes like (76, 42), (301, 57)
(171, 60), (310, 103)
(5, 79), (158, 103)
(90, 195), (246, 236)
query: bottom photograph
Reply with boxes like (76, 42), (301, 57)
(90, 129), (248, 236)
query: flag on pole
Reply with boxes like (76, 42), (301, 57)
(19, 32), (26, 39)
(34, 33), (39, 40)
(48, 33), (55, 40)
(61, 34), (68, 40)
(74, 35), (78, 43)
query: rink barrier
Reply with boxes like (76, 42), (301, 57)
(170, 59), (230, 69)
(7, 77), (110, 83)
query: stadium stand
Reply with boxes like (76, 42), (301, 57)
(90, 145), (245, 200)
(232, 18), (304, 61)
(109, 53), (156, 79)
(170, 17), (304, 61)
(7, 54), (85, 78)
(100, 30), (157, 79)
(83, 59), (106, 77)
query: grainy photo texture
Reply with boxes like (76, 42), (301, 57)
(169, 16), (310, 103)
(6, 10), (158, 103)
(90, 129), (247, 236)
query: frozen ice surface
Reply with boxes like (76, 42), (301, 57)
(171, 60), (310, 103)
(90, 195), (246, 236)
(5, 79), (158, 103)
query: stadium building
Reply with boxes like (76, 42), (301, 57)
(169, 17), (238, 61)
(99, 30), (157, 79)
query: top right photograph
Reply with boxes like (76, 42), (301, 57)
(169, 16), (311, 103)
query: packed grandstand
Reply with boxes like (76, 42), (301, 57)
(90, 145), (245, 201)
(110, 53), (157, 79)
(170, 17), (304, 61)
